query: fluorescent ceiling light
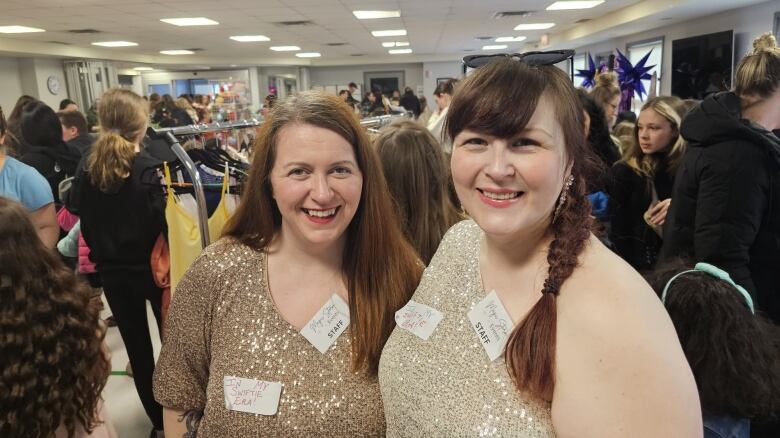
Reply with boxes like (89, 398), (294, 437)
(91, 41), (138, 47)
(160, 49), (194, 55)
(296, 52), (321, 58)
(495, 36), (527, 42)
(546, 1), (604, 10)
(0, 25), (45, 33)
(353, 10), (400, 19)
(160, 17), (218, 26)
(133, 67), (154, 71)
(372, 29), (407, 37)
(270, 45), (300, 51)
(389, 48), (413, 54)
(514, 23), (556, 30)
(395, 41), (410, 47)
(382, 42), (395, 48)
(230, 35), (270, 42)
(482, 44), (508, 50)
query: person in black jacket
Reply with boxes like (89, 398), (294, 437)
(19, 101), (81, 206)
(74, 88), (165, 436)
(609, 96), (687, 271)
(399, 86), (421, 118)
(661, 33), (780, 324)
(58, 110), (94, 157)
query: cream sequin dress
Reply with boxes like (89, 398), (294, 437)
(379, 220), (555, 437)
(154, 239), (385, 436)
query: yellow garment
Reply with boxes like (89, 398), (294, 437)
(164, 162), (232, 293)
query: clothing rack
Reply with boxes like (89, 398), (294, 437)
(360, 112), (413, 129)
(151, 119), (262, 249)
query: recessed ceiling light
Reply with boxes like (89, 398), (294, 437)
(495, 36), (527, 42)
(353, 10), (401, 19)
(372, 29), (407, 37)
(270, 45), (300, 51)
(0, 25), (45, 33)
(230, 35), (270, 42)
(482, 44), (508, 50)
(514, 23), (555, 30)
(134, 67), (154, 71)
(296, 52), (321, 58)
(160, 17), (219, 26)
(160, 49), (194, 55)
(92, 41), (138, 47)
(382, 42), (396, 48)
(395, 41), (410, 47)
(546, 1), (604, 10)
(389, 48), (413, 54)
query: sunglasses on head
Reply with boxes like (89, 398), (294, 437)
(463, 49), (575, 69)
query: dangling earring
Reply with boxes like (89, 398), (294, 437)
(553, 174), (575, 223)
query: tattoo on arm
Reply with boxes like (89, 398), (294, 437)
(178, 409), (203, 438)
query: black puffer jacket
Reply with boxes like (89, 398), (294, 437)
(661, 92), (780, 322)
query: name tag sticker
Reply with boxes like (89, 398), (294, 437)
(223, 376), (282, 416)
(467, 290), (514, 361)
(300, 294), (350, 354)
(395, 300), (443, 340)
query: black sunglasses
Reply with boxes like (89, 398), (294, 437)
(463, 49), (575, 69)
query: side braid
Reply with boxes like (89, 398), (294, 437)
(504, 173), (594, 400)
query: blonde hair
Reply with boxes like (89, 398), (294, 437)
(87, 89), (148, 193)
(622, 96), (686, 177)
(735, 33), (780, 101)
(590, 72), (620, 107)
(175, 97), (193, 111)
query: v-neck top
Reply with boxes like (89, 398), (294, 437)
(153, 238), (385, 436)
(378, 220), (555, 437)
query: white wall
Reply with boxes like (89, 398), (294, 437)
(0, 58), (23, 113)
(422, 61), (463, 107)
(309, 63), (424, 94)
(32, 58), (67, 109)
(573, 0), (779, 95)
(1, 57), (67, 111)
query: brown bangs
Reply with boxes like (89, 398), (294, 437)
(446, 59), (547, 141)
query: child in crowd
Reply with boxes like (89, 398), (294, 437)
(650, 262), (780, 438)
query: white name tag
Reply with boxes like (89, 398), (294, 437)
(223, 376), (282, 416)
(395, 300), (443, 340)
(467, 290), (514, 361)
(300, 294), (350, 354)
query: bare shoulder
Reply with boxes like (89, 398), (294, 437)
(550, 235), (702, 438)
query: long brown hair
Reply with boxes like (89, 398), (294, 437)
(223, 91), (422, 375)
(0, 197), (110, 437)
(446, 59), (598, 400)
(374, 119), (462, 264)
(87, 88), (148, 193)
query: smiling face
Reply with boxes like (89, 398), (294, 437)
(637, 108), (677, 155)
(270, 123), (363, 249)
(451, 94), (570, 239)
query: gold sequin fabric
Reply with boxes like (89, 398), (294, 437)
(153, 238), (385, 437)
(378, 220), (555, 437)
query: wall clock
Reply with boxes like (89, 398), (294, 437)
(47, 75), (61, 95)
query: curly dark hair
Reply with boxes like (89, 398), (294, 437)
(648, 260), (780, 418)
(0, 197), (110, 437)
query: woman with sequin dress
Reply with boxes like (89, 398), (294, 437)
(378, 57), (702, 436)
(153, 91), (422, 436)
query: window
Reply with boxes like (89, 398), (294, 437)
(571, 53), (587, 84)
(627, 38), (663, 112)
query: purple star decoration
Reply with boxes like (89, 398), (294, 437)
(616, 48), (656, 113)
(575, 54), (597, 88)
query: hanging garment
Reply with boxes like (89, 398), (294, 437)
(164, 162), (233, 293)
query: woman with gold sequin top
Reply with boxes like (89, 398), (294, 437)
(378, 56), (702, 436)
(154, 91), (422, 436)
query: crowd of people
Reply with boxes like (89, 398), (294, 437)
(1, 33), (779, 438)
